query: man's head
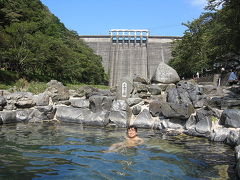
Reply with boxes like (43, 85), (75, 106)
(127, 125), (138, 138)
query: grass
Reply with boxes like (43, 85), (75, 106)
(0, 79), (109, 94)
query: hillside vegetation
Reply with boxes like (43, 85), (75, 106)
(170, 0), (240, 78)
(0, 0), (107, 84)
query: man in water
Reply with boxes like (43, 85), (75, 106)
(105, 125), (144, 153)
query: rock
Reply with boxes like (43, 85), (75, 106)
(236, 145), (240, 160)
(220, 109), (240, 128)
(6, 92), (35, 109)
(0, 111), (17, 124)
(148, 85), (161, 95)
(28, 106), (55, 123)
(55, 106), (91, 124)
(45, 80), (69, 102)
(221, 99), (240, 109)
(207, 97), (222, 108)
(195, 108), (213, 134)
(85, 111), (109, 126)
(111, 100), (127, 111)
(132, 109), (160, 129)
(185, 115), (197, 130)
(133, 75), (149, 84)
(132, 105), (141, 115)
(237, 159), (240, 178)
(201, 85), (218, 94)
(0, 96), (7, 107)
(108, 111), (128, 128)
(226, 130), (240, 146)
(76, 86), (98, 98)
(126, 98), (142, 106)
(16, 109), (34, 122)
(149, 101), (162, 117)
(167, 81), (204, 108)
(34, 92), (50, 106)
(69, 98), (89, 108)
(134, 82), (148, 93)
(89, 95), (114, 113)
(161, 118), (184, 130)
(151, 62), (180, 84)
(210, 128), (231, 142)
(160, 102), (195, 119)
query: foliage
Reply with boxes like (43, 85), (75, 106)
(170, 0), (240, 78)
(0, 0), (107, 84)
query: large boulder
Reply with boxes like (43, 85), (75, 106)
(108, 111), (128, 128)
(6, 92), (35, 109)
(160, 102), (195, 119)
(33, 92), (50, 106)
(149, 100), (162, 117)
(195, 108), (213, 134)
(28, 106), (56, 123)
(151, 62), (180, 84)
(89, 95), (114, 113)
(0, 111), (17, 124)
(132, 109), (160, 129)
(220, 109), (240, 128)
(167, 81), (205, 108)
(45, 80), (69, 102)
(55, 106), (91, 124)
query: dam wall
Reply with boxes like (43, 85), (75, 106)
(79, 33), (180, 86)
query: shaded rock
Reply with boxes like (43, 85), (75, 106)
(76, 86), (98, 98)
(161, 102), (195, 119)
(0, 96), (7, 107)
(89, 95), (114, 113)
(132, 105), (141, 115)
(45, 80), (69, 102)
(134, 82), (148, 93)
(207, 97), (222, 108)
(132, 109), (160, 129)
(226, 130), (240, 146)
(133, 75), (148, 84)
(151, 62), (180, 84)
(0, 111), (17, 124)
(69, 98), (89, 108)
(126, 98), (142, 107)
(220, 109), (240, 128)
(148, 85), (161, 95)
(149, 101), (162, 117)
(221, 99), (240, 109)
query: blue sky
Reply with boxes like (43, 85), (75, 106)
(40, 0), (208, 36)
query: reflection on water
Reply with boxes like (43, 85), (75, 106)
(0, 123), (237, 180)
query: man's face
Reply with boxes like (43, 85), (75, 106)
(127, 128), (137, 138)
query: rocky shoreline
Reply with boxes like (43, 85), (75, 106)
(1, 71), (240, 177)
(0, 79), (240, 177)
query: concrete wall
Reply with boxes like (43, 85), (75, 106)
(80, 35), (179, 86)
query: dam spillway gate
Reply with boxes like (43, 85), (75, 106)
(79, 29), (180, 86)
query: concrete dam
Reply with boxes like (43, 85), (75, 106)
(79, 29), (180, 86)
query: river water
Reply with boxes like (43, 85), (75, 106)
(0, 122), (237, 180)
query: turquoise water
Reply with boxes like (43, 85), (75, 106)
(0, 123), (237, 180)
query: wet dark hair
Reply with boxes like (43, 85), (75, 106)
(127, 125), (137, 132)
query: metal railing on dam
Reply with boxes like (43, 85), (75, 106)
(79, 31), (181, 87)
